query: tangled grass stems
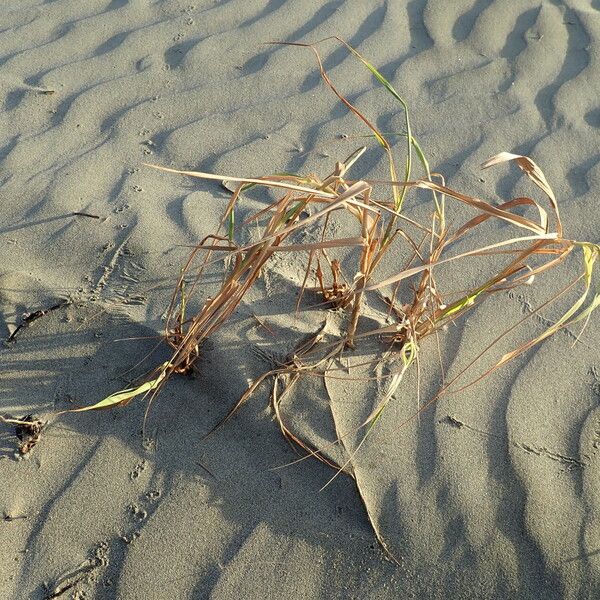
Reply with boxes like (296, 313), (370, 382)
(63, 38), (600, 562)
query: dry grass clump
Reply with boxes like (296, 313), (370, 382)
(67, 39), (600, 561)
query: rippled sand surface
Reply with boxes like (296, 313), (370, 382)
(1, 1), (600, 598)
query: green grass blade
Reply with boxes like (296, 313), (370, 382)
(63, 363), (169, 413)
(343, 45), (412, 211)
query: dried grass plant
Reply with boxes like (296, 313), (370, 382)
(66, 39), (600, 561)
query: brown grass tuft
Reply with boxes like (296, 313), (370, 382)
(65, 38), (600, 563)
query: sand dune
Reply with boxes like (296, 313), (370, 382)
(1, 1), (600, 598)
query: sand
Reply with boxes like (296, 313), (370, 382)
(1, 0), (600, 598)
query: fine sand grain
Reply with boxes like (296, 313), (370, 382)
(1, 1), (600, 598)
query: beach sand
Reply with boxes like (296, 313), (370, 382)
(1, 1), (600, 598)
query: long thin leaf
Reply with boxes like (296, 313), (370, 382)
(61, 363), (169, 413)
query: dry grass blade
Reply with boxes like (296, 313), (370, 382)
(412, 179), (546, 233)
(363, 233), (558, 293)
(482, 152), (561, 235)
(144, 163), (339, 198)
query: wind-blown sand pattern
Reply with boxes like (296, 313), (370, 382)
(1, 1), (600, 598)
